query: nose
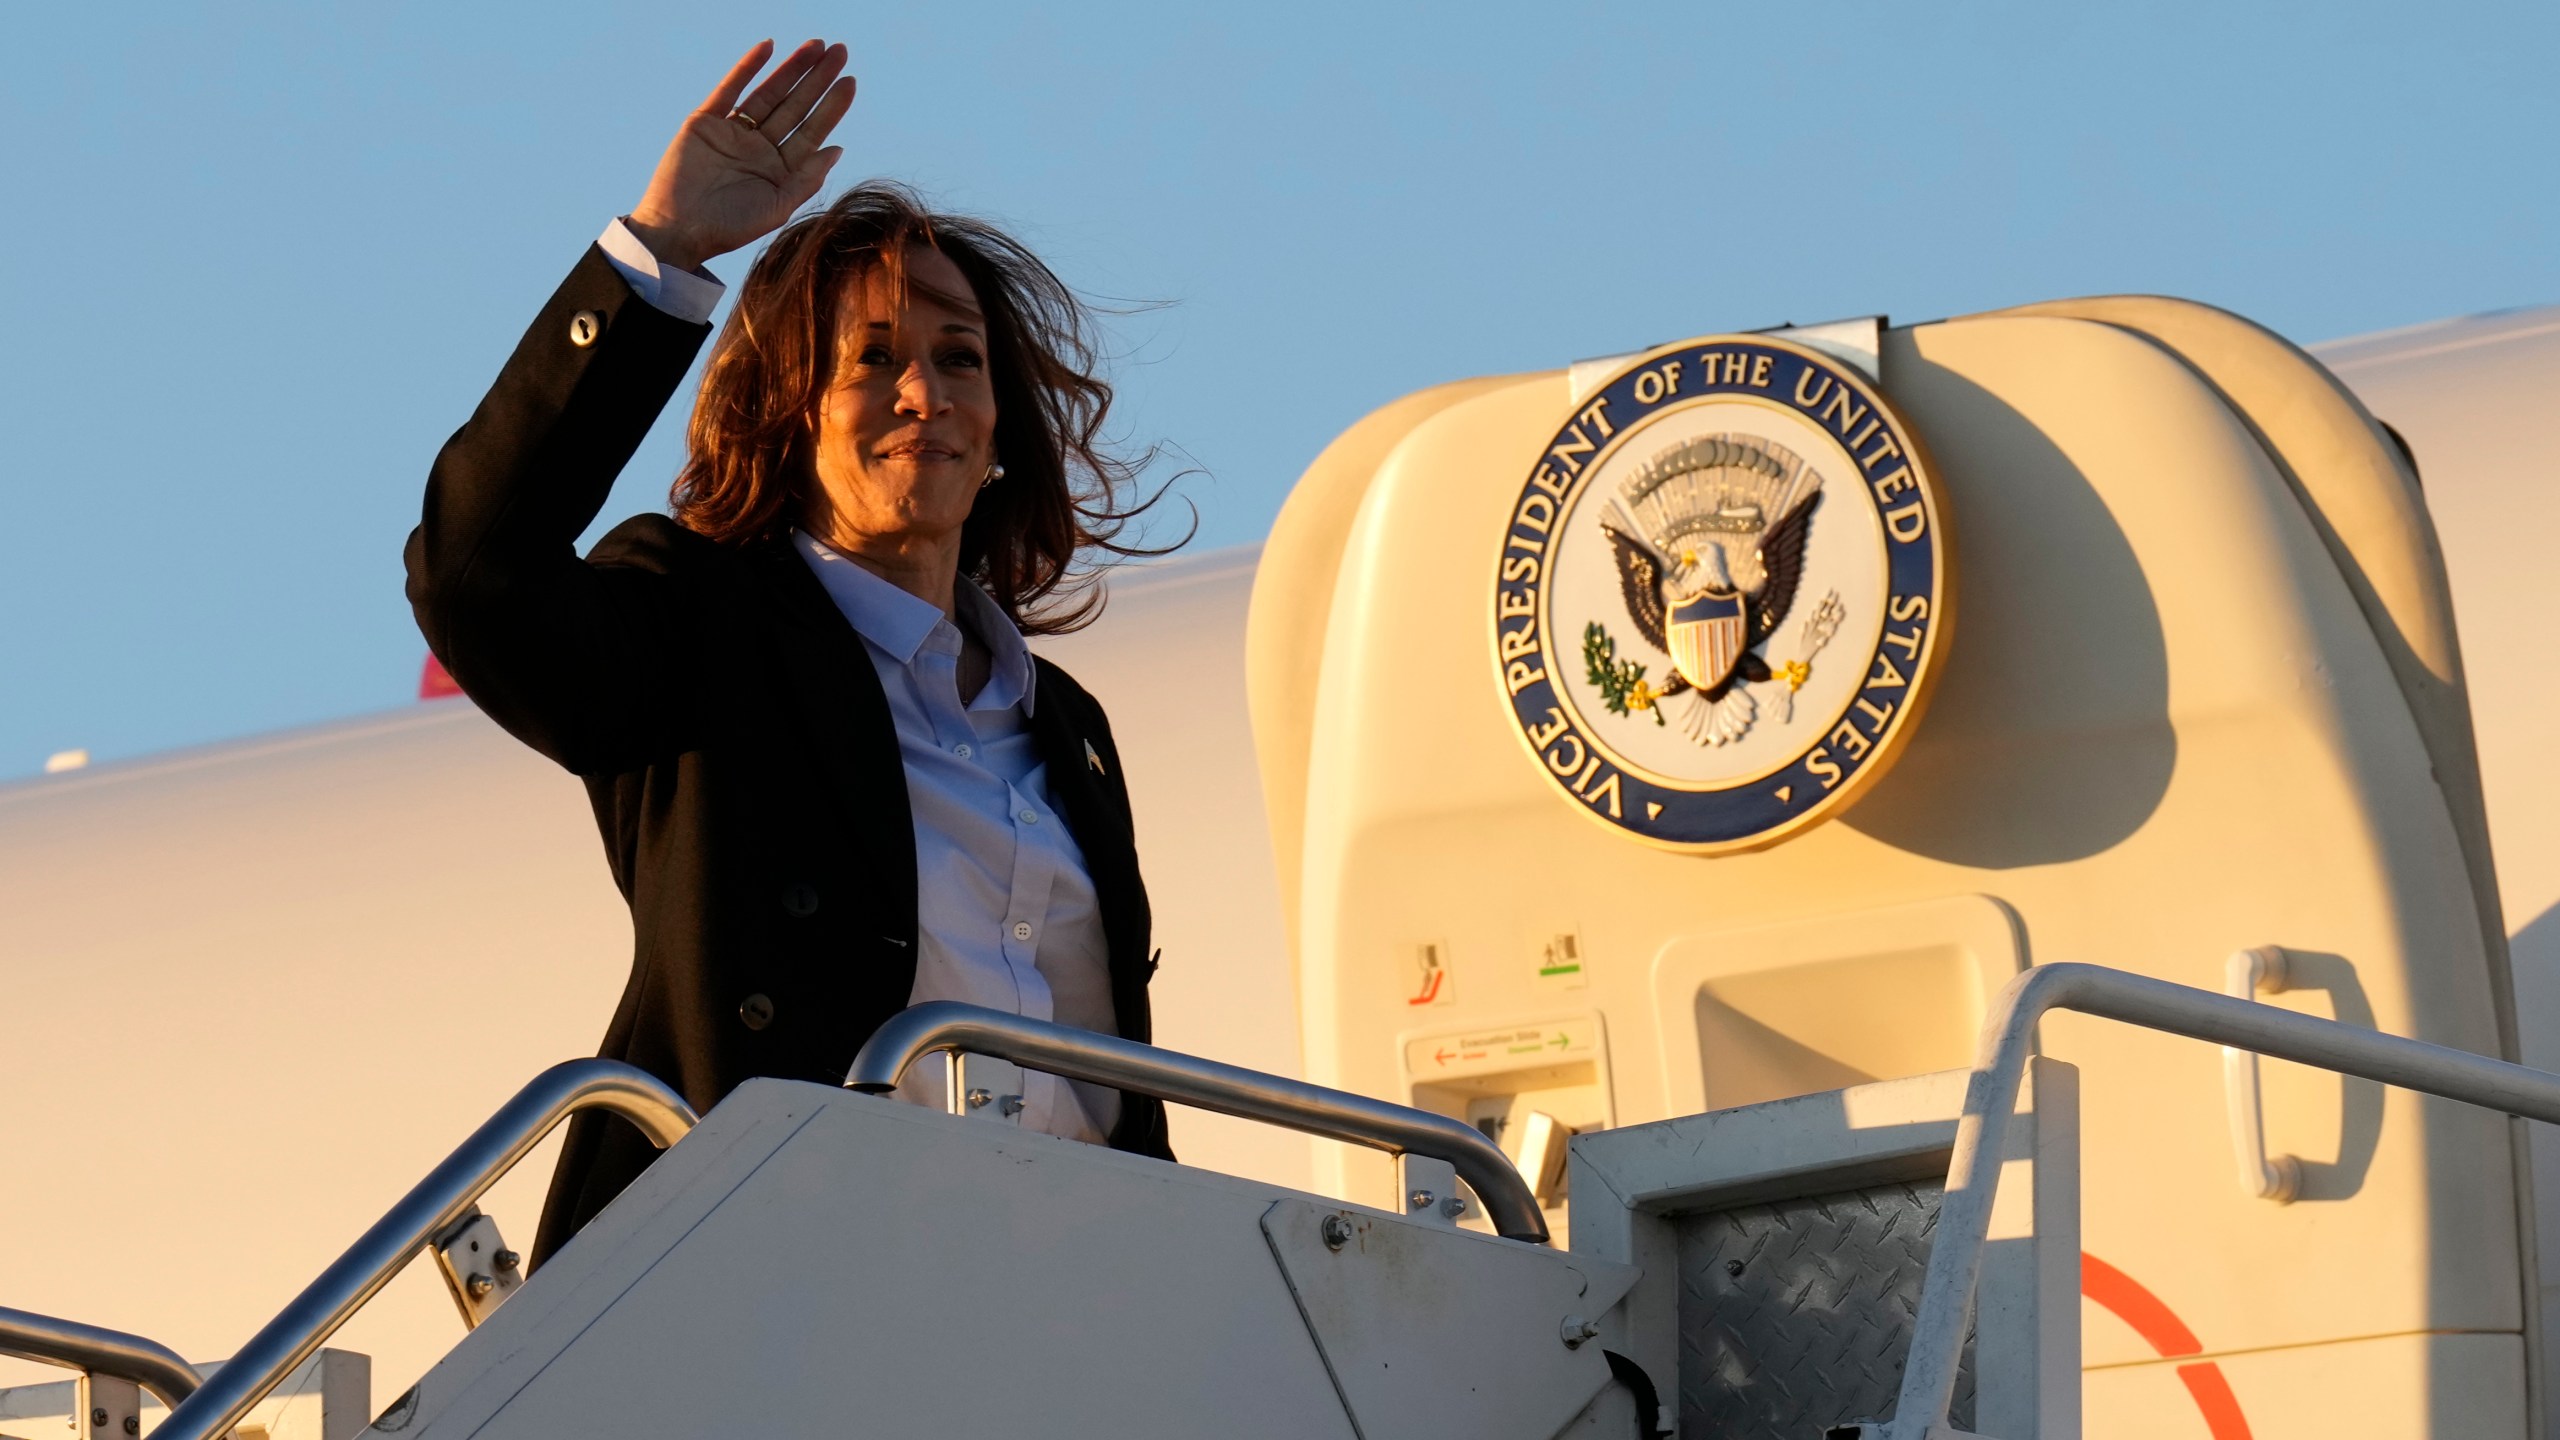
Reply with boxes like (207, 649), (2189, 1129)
(894, 360), (949, 419)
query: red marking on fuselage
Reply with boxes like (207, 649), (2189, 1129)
(2081, 1252), (2252, 1439)
(419, 653), (465, 700)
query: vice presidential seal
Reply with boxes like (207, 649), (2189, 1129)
(1491, 336), (1950, 852)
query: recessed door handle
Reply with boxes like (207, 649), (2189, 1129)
(1510, 1109), (1573, 1206)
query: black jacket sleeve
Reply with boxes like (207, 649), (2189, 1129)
(405, 245), (718, 775)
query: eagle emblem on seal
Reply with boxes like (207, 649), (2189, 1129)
(1596, 435), (1827, 746)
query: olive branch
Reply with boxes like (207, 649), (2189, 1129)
(1772, 590), (1846, 723)
(1582, 622), (1665, 725)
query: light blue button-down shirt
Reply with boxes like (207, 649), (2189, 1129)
(791, 532), (1120, 1144)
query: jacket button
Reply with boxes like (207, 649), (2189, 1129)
(782, 882), (820, 918)
(568, 309), (605, 347)
(738, 993), (775, 1030)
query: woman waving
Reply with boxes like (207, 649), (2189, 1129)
(408, 39), (1173, 1266)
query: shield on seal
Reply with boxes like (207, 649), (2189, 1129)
(1665, 590), (1749, 690)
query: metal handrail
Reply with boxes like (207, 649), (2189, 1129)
(1884, 961), (2560, 1440)
(150, 1060), (698, 1440)
(0, 1304), (202, 1410)
(845, 1001), (1550, 1242)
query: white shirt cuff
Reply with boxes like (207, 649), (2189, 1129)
(597, 218), (726, 325)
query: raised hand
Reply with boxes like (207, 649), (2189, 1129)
(626, 40), (855, 271)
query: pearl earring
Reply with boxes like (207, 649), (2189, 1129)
(982, 462), (1005, 490)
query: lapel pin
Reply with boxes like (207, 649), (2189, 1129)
(1084, 739), (1107, 776)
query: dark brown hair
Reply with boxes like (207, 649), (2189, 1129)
(670, 181), (1178, 633)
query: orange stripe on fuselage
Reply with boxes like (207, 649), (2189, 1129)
(2081, 1251), (2252, 1439)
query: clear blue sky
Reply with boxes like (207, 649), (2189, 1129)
(2, 3), (2552, 777)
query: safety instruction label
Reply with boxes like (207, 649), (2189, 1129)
(1402, 1019), (1598, 1080)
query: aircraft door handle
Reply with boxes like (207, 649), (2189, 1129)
(1510, 1109), (1573, 1207)
(2223, 945), (2303, 1204)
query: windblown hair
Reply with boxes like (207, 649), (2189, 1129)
(671, 181), (1179, 633)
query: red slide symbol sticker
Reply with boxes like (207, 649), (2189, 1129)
(2081, 1252), (2253, 1439)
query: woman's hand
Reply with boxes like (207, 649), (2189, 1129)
(626, 40), (855, 271)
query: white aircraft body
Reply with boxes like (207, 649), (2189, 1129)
(2, 299), (2556, 1437)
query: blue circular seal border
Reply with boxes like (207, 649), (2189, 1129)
(1491, 335), (1953, 853)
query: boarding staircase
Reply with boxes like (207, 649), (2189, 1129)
(10, 967), (2560, 1439)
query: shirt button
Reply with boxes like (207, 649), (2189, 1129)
(954, 743), (973, 759)
(1018, 808), (1038, 825)
(1012, 921), (1033, 942)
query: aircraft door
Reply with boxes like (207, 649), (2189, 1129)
(1252, 305), (2526, 1435)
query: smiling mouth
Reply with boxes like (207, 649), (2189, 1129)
(877, 444), (961, 462)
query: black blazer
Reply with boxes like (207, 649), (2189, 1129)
(406, 246), (1171, 1267)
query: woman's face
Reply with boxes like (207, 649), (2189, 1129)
(808, 245), (998, 554)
